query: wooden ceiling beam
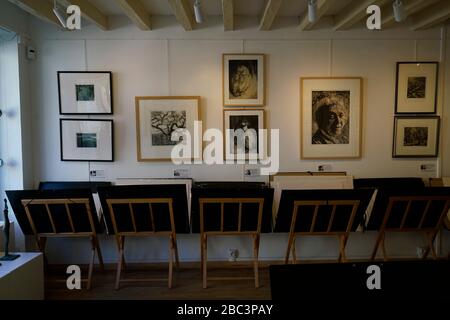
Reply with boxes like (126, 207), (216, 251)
(259, 0), (283, 31)
(411, 0), (450, 30)
(167, 0), (195, 31)
(115, 0), (151, 30)
(298, 0), (335, 31)
(222, 0), (234, 31)
(64, 0), (109, 30)
(7, 0), (61, 27)
(381, 0), (440, 28)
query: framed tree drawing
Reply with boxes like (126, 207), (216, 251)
(60, 119), (114, 162)
(300, 77), (363, 159)
(393, 116), (440, 158)
(58, 71), (113, 115)
(395, 62), (438, 114)
(223, 109), (265, 161)
(136, 96), (201, 161)
(223, 54), (265, 107)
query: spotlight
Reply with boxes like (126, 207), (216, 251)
(308, 0), (318, 23)
(53, 0), (67, 28)
(194, 0), (204, 24)
(393, 0), (405, 22)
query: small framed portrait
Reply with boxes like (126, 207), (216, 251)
(60, 119), (114, 162)
(58, 71), (113, 115)
(395, 62), (438, 114)
(223, 54), (265, 107)
(223, 109), (265, 161)
(393, 116), (440, 158)
(136, 96), (201, 161)
(300, 77), (363, 159)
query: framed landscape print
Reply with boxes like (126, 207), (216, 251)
(395, 62), (438, 114)
(300, 77), (363, 159)
(223, 109), (265, 161)
(223, 54), (265, 107)
(136, 96), (201, 161)
(60, 119), (113, 162)
(58, 71), (113, 114)
(393, 116), (440, 158)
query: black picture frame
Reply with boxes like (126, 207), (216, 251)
(394, 62), (438, 114)
(58, 71), (113, 115)
(60, 119), (114, 162)
(392, 116), (440, 158)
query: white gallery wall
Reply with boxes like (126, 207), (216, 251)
(6, 12), (450, 263)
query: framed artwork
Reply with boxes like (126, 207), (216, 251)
(136, 96), (201, 161)
(223, 54), (265, 107)
(60, 119), (114, 162)
(393, 116), (440, 158)
(395, 62), (438, 114)
(58, 71), (113, 115)
(223, 109), (265, 161)
(300, 77), (363, 159)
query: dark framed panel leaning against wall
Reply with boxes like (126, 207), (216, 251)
(60, 119), (114, 162)
(395, 62), (438, 114)
(58, 71), (113, 115)
(392, 116), (440, 158)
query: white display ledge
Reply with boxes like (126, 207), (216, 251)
(0, 252), (44, 300)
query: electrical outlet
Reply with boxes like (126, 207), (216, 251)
(244, 168), (259, 177)
(420, 164), (436, 172)
(174, 169), (190, 178)
(318, 164), (332, 172)
(228, 248), (239, 262)
(89, 170), (105, 178)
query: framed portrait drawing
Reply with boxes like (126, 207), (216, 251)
(393, 116), (440, 158)
(58, 71), (113, 115)
(300, 77), (363, 159)
(136, 96), (201, 161)
(60, 119), (114, 162)
(223, 54), (265, 107)
(223, 109), (265, 161)
(395, 62), (438, 114)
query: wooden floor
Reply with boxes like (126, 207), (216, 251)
(45, 264), (271, 300)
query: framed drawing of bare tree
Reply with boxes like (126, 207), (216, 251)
(135, 96), (201, 161)
(300, 77), (363, 159)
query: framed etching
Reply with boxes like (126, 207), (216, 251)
(136, 96), (201, 161)
(58, 71), (113, 115)
(223, 109), (265, 161)
(395, 62), (438, 114)
(60, 119), (113, 162)
(300, 77), (363, 159)
(393, 116), (440, 158)
(223, 54), (265, 107)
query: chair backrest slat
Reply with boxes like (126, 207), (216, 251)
(199, 198), (264, 234)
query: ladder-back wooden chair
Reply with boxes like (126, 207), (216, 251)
(285, 200), (360, 264)
(106, 198), (179, 289)
(199, 198), (264, 289)
(21, 198), (104, 290)
(371, 195), (450, 261)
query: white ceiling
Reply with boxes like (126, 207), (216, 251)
(87, 0), (354, 17)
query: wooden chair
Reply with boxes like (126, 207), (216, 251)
(285, 200), (360, 264)
(199, 198), (264, 289)
(106, 198), (179, 289)
(371, 195), (450, 261)
(21, 198), (104, 290)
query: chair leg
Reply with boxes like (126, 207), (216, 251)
(115, 236), (124, 290)
(253, 235), (260, 288)
(292, 239), (297, 264)
(285, 234), (294, 264)
(380, 234), (388, 261)
(87, 237), (95, 290)
(94, 236), (105, 272)
(168, 235), (174, 289)
(121, 236), (127, 270)
(173, 234), (180, 269)
(371, 232), (384, 260)
(338, 235), (348, 262)
(423, 232), (438, 259)
(202, 234), (208, 289)
(38, 237), (49, 267)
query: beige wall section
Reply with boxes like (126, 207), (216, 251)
(443, 24), (450, 177)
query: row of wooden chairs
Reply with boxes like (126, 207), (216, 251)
(20, 194), (450, 290)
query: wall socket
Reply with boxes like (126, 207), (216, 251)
(244, 168), (259, 177)
(89, 170), (105, 178)
(318, 164), (332, 172)
(420, 164), (436, 172)
(228, 248), (239, 262)
(173, 169), (190, 178)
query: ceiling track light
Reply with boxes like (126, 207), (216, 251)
(393, 0), (405, 23)
(194, 0), (204, 24)
(308, 0), (318, 23)
(53, 0), (67, 28)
